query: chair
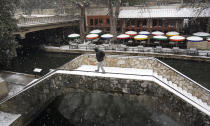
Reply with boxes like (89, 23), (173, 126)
(187, 48), (198, 55)
(138, 45), (144, 52)
(154, 46), (162, 53)
(172, 47), (180, 54)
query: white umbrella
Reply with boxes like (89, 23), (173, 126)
(90, 29), (102, 34)
(170, 36), (185, 42)
(166, 31), (180, 37)
(101, 34), (113, 39)
(193, 32), (210, 37)
(117, 34), (130, 39)
(187, 36), (203, 42)
(68, 33), (80, 39)
(139, 31), (150, 35)
(153, 36), (168, 40)
(134, 35), (148, 40)
(86, 34), (99, 40)
(125, 31), (137, 36)
(152, 31), (164, 36)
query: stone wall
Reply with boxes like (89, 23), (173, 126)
(60, 54), (210, 105)
(53, 73), (210, 126)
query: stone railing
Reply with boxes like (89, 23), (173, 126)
(60, 54), (210, 105)
(17, 15), (79, 26)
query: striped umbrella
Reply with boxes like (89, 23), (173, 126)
(152, 31), (164, 36)
(153, 35), (167, 40)
(86, 34), (99, 40)
(187, 36), (203, 42)
(193, 32), (210, 37)
(166, 31), (180, 37)
(139, 31), (150, 35)
(134, 35), (148, 40)
(117, 34), (130, 39)
(90, 29), (102, 34)
(170, 36), (185, 42)
(101, 34), (113, 39)
(68, 34), (80, 39)
(125, 31), (137, 36)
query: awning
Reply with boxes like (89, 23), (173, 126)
(118, 8), (210, 18)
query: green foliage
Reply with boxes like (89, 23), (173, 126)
(0, 0), (19, 65)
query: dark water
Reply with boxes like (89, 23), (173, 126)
(3, 49), (80, 75)
(29, 93), (180, 126)
(159, 58), (210, 90)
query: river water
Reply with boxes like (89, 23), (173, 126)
(3, 51), (209, 126)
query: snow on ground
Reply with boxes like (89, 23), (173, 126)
(0, 111), (21, 126)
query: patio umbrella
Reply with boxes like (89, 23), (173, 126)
(90, 29), (102, 34)
(152, 31), (164, 36)
(139, 31), (150, 36)
(86, 34), (99, 40)
(101, 34), (113, 44)
(169, 36), (185, 42)
(166, 31), (179, 37)
(134, 35), (148, 40)
(186, 36), (203, 42)
(193, 32), (210, 37)
(117, 34), (130, 39)
(68, 34), (80, 39)
(101, 34), (113, 39)
(125, 31), (137, 36)
(152, 35), (167, 40)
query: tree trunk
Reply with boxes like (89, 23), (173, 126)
(109, 0), (121, 41)
(80, 6), (86, 41)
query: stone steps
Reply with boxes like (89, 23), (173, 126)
(155, 74), (210, 113)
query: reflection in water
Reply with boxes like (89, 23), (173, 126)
(3, 50), (80, 75)
(57, 92), (180, 126)
(159, 58), (210, 90)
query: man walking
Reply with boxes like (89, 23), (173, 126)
(94, 47), (105, 73)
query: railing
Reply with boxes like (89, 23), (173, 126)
(17, 15), (79, 26)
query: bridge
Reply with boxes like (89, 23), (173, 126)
(0, 54), (209, 125)
(15, 14), (79, 39)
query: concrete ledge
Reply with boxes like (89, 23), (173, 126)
(0, 77), (8, 99)
(42, 46), (210, 62)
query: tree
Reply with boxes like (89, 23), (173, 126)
(0, 0), (19, 66)
(70, 0), (89, 41)
(108, 0), (121, 40)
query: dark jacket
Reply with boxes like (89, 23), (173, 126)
(96, 50), (105, 62)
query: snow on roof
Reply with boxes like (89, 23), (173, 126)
(118, 8), (210, 18)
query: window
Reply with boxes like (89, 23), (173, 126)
(106, 18), (110, 25)
(164, 20), (168, 27)
(153, 19), (157, 26)
(95, 19), (98, 25)
(170, 20), (175, 26)
(137, 20), (141, 27)
(99, 18), (103, 25)
(159, 19), (162, 26)
(90, 19), (93, 25)
(142, 19), (147, 26)
(131, 19), (136, 26)
(126, 19), (130, 26)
